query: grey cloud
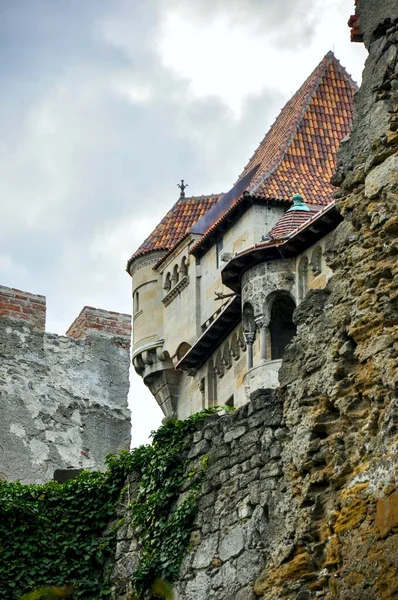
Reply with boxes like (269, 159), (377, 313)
(0, 0), (286, 338)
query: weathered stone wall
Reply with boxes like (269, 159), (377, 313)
(111, 1), (398, 598)
(0, 286), (132, 484)
(112, 392), (289, 600)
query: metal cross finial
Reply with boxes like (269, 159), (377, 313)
(177, 180), (188, 197)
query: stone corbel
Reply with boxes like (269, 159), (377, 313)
(132, 354), (145, 375)
(142, 350), (154, 365)
(156, 347), (167, 362)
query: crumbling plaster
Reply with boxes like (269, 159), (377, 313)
(0, 317), (131, 484)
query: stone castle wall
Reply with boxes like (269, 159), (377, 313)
(111, 1), (398, 598)
(0, 285), (132, 484)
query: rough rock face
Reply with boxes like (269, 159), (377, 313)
(111, 1), (397, 598)
(0, 290), (131, 484)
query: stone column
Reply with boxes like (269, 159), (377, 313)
(243, 332), (255, 370)
(255, 316), (269, 362)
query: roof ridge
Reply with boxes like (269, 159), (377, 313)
(249, 52), (337, 195)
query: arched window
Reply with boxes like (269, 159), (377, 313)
(171, 264), (179, 285)
(215, 351), (224, 378)
(180, 256), (188, 277)
(163, 272), (171, 291)
(223, 341), (232, 370)
(242, 302), (256, 335)
(311, 247), (322, 276)
(269, 294), (297, 360)
(134, 291), (140, 314)
(298, 257), (309, 302)
(231, 332), (240, 360)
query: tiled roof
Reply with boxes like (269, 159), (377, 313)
(240, 51), (356, 203)
(190, 52), (356, 255)
(127, 193), (223, 269)
(267, 205), (321, 240)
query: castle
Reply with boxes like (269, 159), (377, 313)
(127, 52), (357, 419)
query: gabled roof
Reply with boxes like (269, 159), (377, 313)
(189, 51), (356, 255)
(126, 193), (222, 271)
(239, 51), (356, 202)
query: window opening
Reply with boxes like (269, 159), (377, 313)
(134, 291), (140, 314)
(216, 238), (224, 269)
(269, 295), (297, 360)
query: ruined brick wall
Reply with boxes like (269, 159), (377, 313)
(66, 305), (131, 342)
(0, 286), (131, 484)
(110, 1), (398, 598)
(0, 286), (46, 330)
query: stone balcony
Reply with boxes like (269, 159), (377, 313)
(243, 358), (282, 399)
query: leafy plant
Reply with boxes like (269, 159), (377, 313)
(0, 408), (221, 600)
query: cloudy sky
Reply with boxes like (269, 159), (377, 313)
(0, 0), (367, 446)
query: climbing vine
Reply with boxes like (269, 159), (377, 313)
(0, 408), (226, 600)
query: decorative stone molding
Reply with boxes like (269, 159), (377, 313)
(133, 309), (143, 322)
(243, 331), (255, 346)
(254, 315), (270, 331)
(162, 276), (189, 306)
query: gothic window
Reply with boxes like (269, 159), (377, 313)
(216, 238), (223, 269)
(311, 247), (322, 275)
(269, 294), (297, 360)
(298, 256), (309, 301)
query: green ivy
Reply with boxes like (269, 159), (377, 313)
(0, 408), (226, 600)
(127, 413), (212, 598)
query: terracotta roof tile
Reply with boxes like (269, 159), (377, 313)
(129, 52), (356, 268)
(266, 205), (321, 240)
(127, 194), (223, 269)
(189, 52), (356, 255)
(239, 51), (356, 203)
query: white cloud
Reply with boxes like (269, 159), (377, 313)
(157, 0), (366, 117)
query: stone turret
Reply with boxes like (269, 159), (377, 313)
(128, 251), (181, 416)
